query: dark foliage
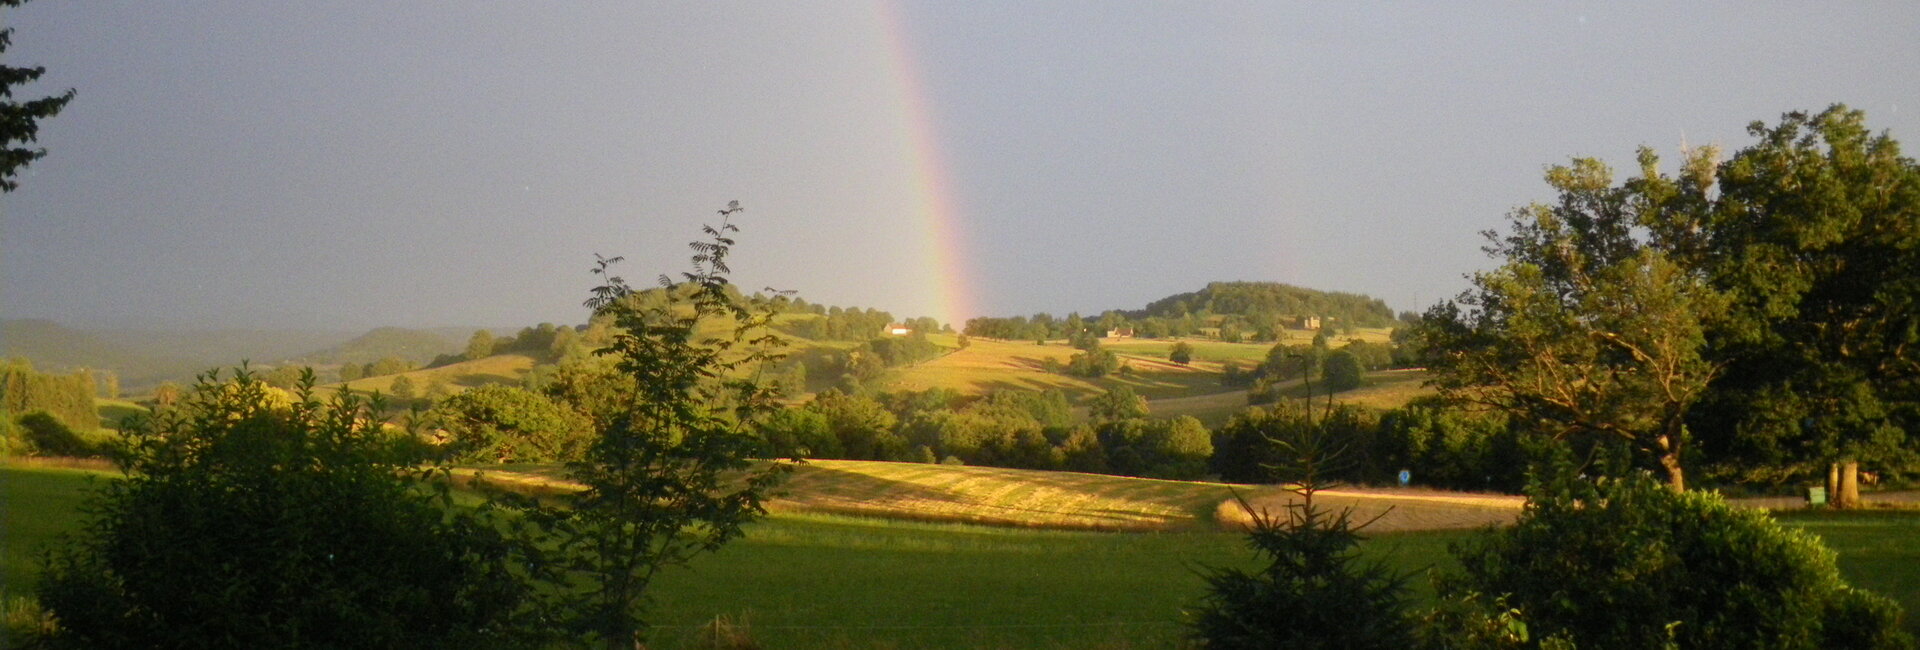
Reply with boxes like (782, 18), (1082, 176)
(1434, 455), (1913, 649)
(1191, 405), (1413, 649)
(0, 0), (76, 193)
(424, 384), (592, 463)
(36, 369), (535, 649)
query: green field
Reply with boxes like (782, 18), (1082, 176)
(1100, 338), (1275, 364)
(7, 464), (1915, 647)
(0, 466), (110, 599)
(640, 513), (1462, 648)
(1775, 509), (1920, 635)
(0, 464), (1460, 648)
(93, 399), (146, 429)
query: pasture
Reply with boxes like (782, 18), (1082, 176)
(1143, 369), (1438, 426)
(876, 338), (1221, 400)
(0, 463), (1462, 648)
(93, 398), (145, 429)
(332, 352), (538, 394)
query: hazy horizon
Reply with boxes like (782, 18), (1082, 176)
(6, 3), (1919, 331)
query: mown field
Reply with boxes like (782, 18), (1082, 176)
(9, 462), (1914, 647)
(475, 459), (1521, 533)
(876, 333), (1433, 410)
(876, 338), (1222, 400)
(1143, 369), (1436, 427)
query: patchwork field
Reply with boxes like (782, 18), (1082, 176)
(477, 459), (1524, 533)
(876, 338), (1221, 400)
(1143, 369), (1438, 426)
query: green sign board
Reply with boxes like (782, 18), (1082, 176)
(1808, 487), (1827, 506)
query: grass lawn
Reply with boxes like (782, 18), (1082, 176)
(1776, 509), (1920, 637)
(644, 514), (1464, 649)
(0, 466), (112, 600)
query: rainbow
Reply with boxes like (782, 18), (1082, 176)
(875, 1), (977, 328)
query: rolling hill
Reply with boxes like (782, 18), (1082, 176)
(331, 353), (538, 394)
(0, 319), (201, 388)
(298, 327), (461, 365)
(1134, 280), (1401, 327)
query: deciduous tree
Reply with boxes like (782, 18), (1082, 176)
(1420, 155), (1726, 490)
(1087, 385), (1149, 422)
(1169, 341), (1194, 365)
(426, 384), (591, 463)
(520, 203), (791, 648)
(1686, 106), (1920, 501)
(467, 329), (496, 361)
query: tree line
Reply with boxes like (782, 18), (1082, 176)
(1416, 105), (1920, 498)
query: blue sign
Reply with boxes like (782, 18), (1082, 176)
(1397, 469), (1411, 487)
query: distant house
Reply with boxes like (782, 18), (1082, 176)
(1295, 316), (1322, 330)
(1104, 327), (1135, 338)
(884, 323), (913, 336)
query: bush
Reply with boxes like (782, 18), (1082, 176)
(1322, 349), (1364, 392)
(1375, 402), (1526, 492)
(758, 407), (838, 458)
(36, 369), (535, 649)
(1065, 348), (1120, 377)
(1169, 341), (1194, 365)
(1435, 463), (1914, 649)
(1096, 416), (1213, 480)
(425, 384), (591, 463)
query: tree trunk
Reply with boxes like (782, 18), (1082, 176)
(1827, 462), (1841, 508)
(1837, 460), (1861, 509)
(1655, 430), (1686, 492)
(1659, 451), (1686, 492)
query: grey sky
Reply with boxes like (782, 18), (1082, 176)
(5, 2), (1918, 330)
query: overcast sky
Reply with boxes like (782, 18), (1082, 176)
(5, 2), (1919, 330)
